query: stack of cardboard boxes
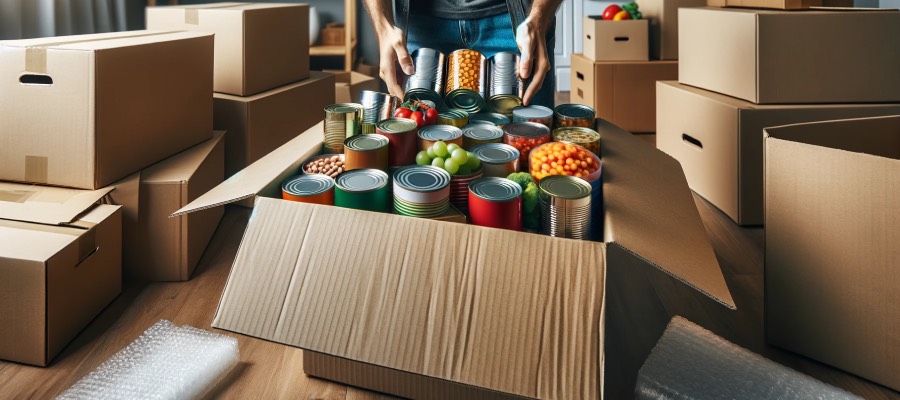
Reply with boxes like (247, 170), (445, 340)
(571, 0), (703, 133)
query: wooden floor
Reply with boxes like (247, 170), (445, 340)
(1, 116), (897, 399)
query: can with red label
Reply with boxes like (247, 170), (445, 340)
(376, 118), (418, 167)
(468, 177), (522, 231)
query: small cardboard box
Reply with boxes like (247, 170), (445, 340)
(0, 190), (122, 366)
(146, 2), (309, 96)
(108, 133), (225, 282)
(639, 0), (706, 60)
(583, 17), (649, 61)
(324, 70), (379, 104)
(656, 81), (900, 225)
(571, 53), (676, 133)
(764, 115), (900, 391)
(214, 72), (335, 176)
(679, 7), (900, 104)
(175, 121), (736, 398)
(0, 31), (213, 190)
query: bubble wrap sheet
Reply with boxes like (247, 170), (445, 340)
(57, 320), (239, 400)
(636, 316), (861, 400)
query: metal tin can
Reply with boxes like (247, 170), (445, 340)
(539, 175), (592, 240)
(360, 90), (400, 133)
(449, 167), (484, 214)
(301, 154), (345, 178)
(392, 165), (451, 218)
(504, 122), (551, 167)
(404, 48), (446, 109)
(462, 124), (503, 148)
(469, 112), (510, 128)
(376, 118), (418, 167)
(324, 103), (363, 153)
(553, 104), (595, 129)
(418, 125), (463, 151)
(334, 169), (390, 212)
(487, 52), (523, 115)
(529, 141), (602, 183)
(470, 143), (520, 178)
(282, 174), (335, 205)
(344, 133), (389, 171)
(512, 105), (554, 129)
(552, 126), (601, 156)
(444, 49), (487, 113)
(437, 109), (469, 128)
(468, 177), (522, 231)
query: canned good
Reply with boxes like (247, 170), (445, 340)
(418, 125), (463, 151)
(512, 105), (554, 129)
(539, 175), (592, 240)
(468, 177), (522, 231)
(554, 104), (595, 129)
(324, 103), (363, 153)
(444, 49), (487, 113)
(462, 124), (503, 148)
(504, 122), (551, 167)
(282, 174), (335, 205)
(552, 127), (601, 156)
(334, 169), (390, 212)
(487, 52), (523, 115)
(469, 112), (510, 127)
(438, 109), (469, 128)
(449, 167), (484, 214)
(376, 118), (418, 167)
(392, 166), (451, 218)
(470, 143), (520, 178)
(301, 154), (345, 178)
(360, 90), (400, 133)
(404, 48), (446, 109)
(344, 133), (389, 171)
(529, 142), (601, 183)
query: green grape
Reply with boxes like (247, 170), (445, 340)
(450, 148), (468, 164)
(443, 158), (459, 175)
(447, 143), (460, 154)
(431, 157), (445, 168)
(433, 141), (449, 158)
(415, 151), (432, 166)
(426, 147), (437, 158)
(464, 151), (481, 169)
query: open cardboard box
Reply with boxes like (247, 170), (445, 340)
(175, 121), (735, 398)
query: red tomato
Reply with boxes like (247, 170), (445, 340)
(410, 110), (425, 128)
(602, 4), (622, 20)
(394, 107), (412, 119)
(425, 108), (438, 125)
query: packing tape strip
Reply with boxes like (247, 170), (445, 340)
(21, 31), (183, 74)
(24, 155), (48, 184)
(76, 227), (98, 265)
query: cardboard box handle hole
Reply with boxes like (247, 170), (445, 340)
(614, 36), (630, 42)
(19, 74), (53, 86)
(577, 88), (584, 98)
(586, 34), (592, 40)
(576, 72), (585, 81)
(682, 134), (703, 150)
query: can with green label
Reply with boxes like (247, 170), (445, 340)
(334, 169), (391, 212)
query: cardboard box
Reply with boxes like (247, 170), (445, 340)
(706, 0), (853, 10)
(656, 81), (900, 225)
(764, 115), (900, 391)
(571, 53), (676, 133)
(0, 30), (213, 190)
(639, 0), (706, 60)
(108, 133), (225, 281)
(146, 3), (309, 96)
(583, 17), (649, 61)
(679, 7), (900, 104)
(214, 72), (335, 176)
(0, 196), (122, 366)
(324, 70), (379, 104)
(175, 121), (736, 398)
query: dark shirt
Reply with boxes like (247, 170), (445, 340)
(417, 0), (508, 20)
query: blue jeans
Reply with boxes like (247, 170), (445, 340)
(406, 13), (556, 110)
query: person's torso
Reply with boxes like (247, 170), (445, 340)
(415, 0), (508, 20)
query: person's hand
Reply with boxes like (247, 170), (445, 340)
(516, 16), (551, 106)
(376, 25), (414, 98)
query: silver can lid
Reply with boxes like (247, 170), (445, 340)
(418, 125), (463, 142)
(470, 143), (519, 164)
(325, 103), (363, 114)
(555, 104), (596, 119)
(345, 133), (389, 151)
(539, 175), (592, 199)
(512, 105), (553, 119)
(462, 124), (503, 141)
(376, 118), (417, 134)
(393, 165), (451, 192)
(469, 177), (522, 202)
(282, 174), (334, 196)
(335, 169), (389, 192)
(505, 122), (550, 138)
(469, 112), (510, 126)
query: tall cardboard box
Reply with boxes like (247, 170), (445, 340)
(571, 53), (676, 132)
(679, 7), (900, 104)
(324, 70), (379, 104)
(764, 116), (900, 391)
(0, 31), (214, 189)
(583, 17), (649, 61)
(639, 0), (706, 60)
(214, 72), (335, 176)
(656, 81), (900, 225)
(146, 3), (309, 96)
(175, 121), (736, 398)
(109, 133), (225, 281)
(0, 196), (122, 366)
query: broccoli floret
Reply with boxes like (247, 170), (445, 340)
(506, 172), (534, 189)
(522, 182), (540, 230)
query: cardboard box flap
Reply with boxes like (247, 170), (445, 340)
(143, 131), (225, 183)
(764, 115), (900, 160)
(0, 183), (112, 226)
(160, 2), (301, 11)
(172, 123), (323, 216)
(598, 119), (735, 309)
(214, 198), (606, 399)
(0, 30), (206, 51)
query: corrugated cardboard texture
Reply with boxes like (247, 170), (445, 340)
(679, 8), (900, 104)
(325, 70), (380, 104)
(639, 0), (706, 60)
(571, 54), (676, 132)
(764, 116), (899, 391)
(214, 72), (335, 176)
(0, 183), (112, 225)
(146, 3), (309, 96)
(656, 81), (900, 225)
(0, 204), (121, 366)
(583, 18), (648, 62)
(0, 30), (213, 189)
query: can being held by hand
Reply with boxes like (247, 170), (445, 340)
(445, 49), (487, 113)
(404, 48), (446, 109)
(468, 177), (522, 231)
(487, 52), (523, 115)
